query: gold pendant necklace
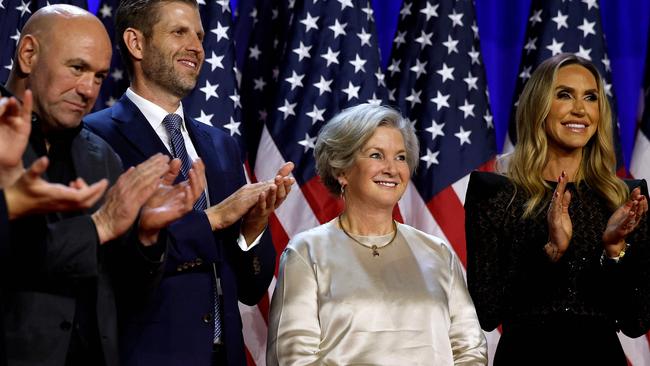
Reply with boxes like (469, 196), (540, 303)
(338, 216), (397, 257)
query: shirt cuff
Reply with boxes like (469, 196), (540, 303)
(237, 228), (265, 251)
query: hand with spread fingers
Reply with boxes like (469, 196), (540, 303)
(546, 171), (573, 261)
(0, 90), (32, 168)
(602, 187), (649, 256)
(241, 162), (295, 244)
(91, 153), (170, 245)
(138, 158), (207, 245)
(204, 180), (276, 232)
(4, 155), (108, 219)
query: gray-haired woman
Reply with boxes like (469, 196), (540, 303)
(267, 103), (487, 366)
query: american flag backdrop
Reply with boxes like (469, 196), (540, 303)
(94, 0), (128, 111)
(0, 0), (88, 84)
(234, 0), (293, 166)
(183, 0), (246, 156)
(504, 0), (627, 175)
(2, 0), (650, 364)
(384, 0), (498, 360)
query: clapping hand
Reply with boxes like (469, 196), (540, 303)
(546, 171), (572, 261)
(602, 187), (648, 256)
(0, 90), (32, 168)
(138, 158), (207, 245)
(241, 162), (295, 245)
(4, 156), (108, 219)
(91, 154), (170, 245)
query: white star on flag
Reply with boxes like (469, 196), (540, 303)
(298, 133), (317, 153)
(551, 10), (568, 30)
(278, 99), (297, 119)
(458, 99), (476, 118)
(223, 117), (241, 136)
(454, 126), (472, 145)
(410, 59), (428, 79)
(205, 52), (224, 71)
(321, 47), (340, 66)
(420, 148), (440, 168)
(195, 110), (214, 125)
(210, 22), (230, 42)
(436, 63), (455, 82)
(349, 54), (367, 73)
(285, 71), (305, 90)
(300, 13), (319, 32)
(293, 42), (312, 61)
(546, 38), (564, 55)
(425, 120), (445, 140)
(329, 19), (348, 38)
(341, 82), (360, 101)
(420, 2), (439, 21)
(200, 80), (219, 100)
(306, 106), (326, 124)
(313, 76), (333, 95)
(448, 10), (464, 27)
(430, 91), (450, 111)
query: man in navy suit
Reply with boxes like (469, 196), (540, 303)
(84, 0), (294, 364)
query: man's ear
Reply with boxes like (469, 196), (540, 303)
(123, 27), (145, 62)
(15, 35), (39, 76)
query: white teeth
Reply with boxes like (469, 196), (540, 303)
(376, 181), (397, 187)
(565, 123), (586, 129)
(180, 60), (196, 68)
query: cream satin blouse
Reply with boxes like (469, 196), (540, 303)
(267, 219), (487, 365)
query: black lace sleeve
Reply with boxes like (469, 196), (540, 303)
(465, 171), (511, 331)
(613, 179), (650, 337)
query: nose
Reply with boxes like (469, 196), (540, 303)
(383, 158), (398, 176)
(188, 33), (204, 58)
(76, 74), (98, 101)
(571, 98), (586, 116)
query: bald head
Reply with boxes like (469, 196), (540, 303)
(22, 4), (96, 35)
(7, 4), (112, 131)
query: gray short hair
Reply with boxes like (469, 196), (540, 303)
(314, 103), (419, 195)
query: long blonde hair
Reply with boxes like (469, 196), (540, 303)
(508, 53), (628, 217)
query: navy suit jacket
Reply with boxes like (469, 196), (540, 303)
(84, 95), (276, 366)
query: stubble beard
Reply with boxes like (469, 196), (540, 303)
(142, 46), (199, 99)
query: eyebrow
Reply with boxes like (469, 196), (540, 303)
(67, 58), (109, 75)
(362, 146), (407, 154)
(555, 85), (598, 94)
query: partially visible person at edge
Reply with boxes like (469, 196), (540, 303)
(465, 53), (650, 366)
(84, 0), (294, 364)
(0, 86), (114, 366)
(267, 103), (487, 365)
(2, 4), (203, 365)
(0, 92), (109, 239)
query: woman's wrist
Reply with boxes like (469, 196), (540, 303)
(603, 240), (627, 258)
(544, 241), (564, 262)
(600, 242), (630, 265)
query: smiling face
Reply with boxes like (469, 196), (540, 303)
(28, 16), (111, 131)
(544, 64), (600, 155)
(339, 126), (410, 211)
(140, 1), (205, 98)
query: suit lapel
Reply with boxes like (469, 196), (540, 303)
(184, 117), (225, 205)
(112, 95), (172, 160)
